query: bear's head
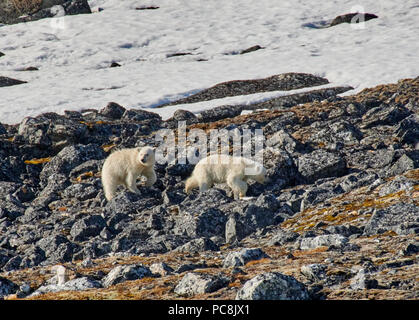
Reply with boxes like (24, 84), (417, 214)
(245, 163), (267, 184)
(138, 146), (156, 166)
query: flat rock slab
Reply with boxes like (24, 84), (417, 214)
(0, 76), (27, 87)
(161, 73), (330, 106)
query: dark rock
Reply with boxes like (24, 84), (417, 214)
(197, 105), (244, 123)
(99, 102), (126, 119)
(0, 276), (18, 299)
(36, 235), (75, 263)
(102, 264), (153, 287)
(236, 272), (309, 300)
(104, 189), (161, 215)
(39, 144), (105, 188)
(166, 52), (193, 58)
(223, 248), (269, 268)
(165, 109), (198, 128)
(174, 272), (229, 297)
(363, 203), (419, 236)
(240, 45), (264, 54)
(268, 229), (300, 246)
(297, 149), (347, 184)
(395, 114), (419, 145)
(70, 215), (107, 241)
(110, 62), (121, 68)
(400, 243), (419, 256)
(361, 104), (411, 129)
(136, 6), (159, 10)
(122, 109), (162, 122)
(0, 76), (27, 87)
(165, 73), (329, 106)
(174, 237), (219, 253)
(225, 212), (248, 244)
(330, 13), (378, 27)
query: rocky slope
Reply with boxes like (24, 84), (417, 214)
(0, 73), (418, 300)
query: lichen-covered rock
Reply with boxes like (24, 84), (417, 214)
(70, 215), (107, 242)
(30, 277), (102, 297)
(363, 203), (419, 236)
(300, 264), (327, 282)
(102, 264), (153, 287)
(39, 144), (105, 188)
(236, 272), (309, 300)
(300, 234), (349, 250)
(223, 248), (268, 268)
(174, 272), (229, 297)
(174, 237), (219, 253)
(297, 149), (347, 184)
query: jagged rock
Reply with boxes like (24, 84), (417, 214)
(300, 234), (349, 250)
(99, 102), (126, 119)
(297, 149), (347, 184)
(36, 234), (75, 263)
(104, 188), (161, 215)
(174, 237), (219, 253)
(39, 144), (105, 187)
(300, 264), (327, 282)
(388, 154), (417, 177)
(174, 272), (229, 297)
(223, 248), (269, 268)
(395, 114), (419, 145)
(150, 262), (174, 276)
(268, 229), (300, 246)
(378, 175), (416, 197)
(102, 264), (153, 287)
(361, 104), (411, 129)
(197, 105), (244, 123)
(0, 276), (18, 299)
(122, 109), (161, 122)
(225, 212), (248, 243)
(350, 269), (378, 290)
(236, 272), (309, 300)
(266, 129), (303, 153)
(363, 203), (419, 236)
(70, 215), (107, 242)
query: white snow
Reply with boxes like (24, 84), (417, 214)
(0, 0), (418, 124)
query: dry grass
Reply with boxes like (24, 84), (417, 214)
(11, 0), (42, 14)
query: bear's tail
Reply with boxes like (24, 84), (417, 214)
(185, 176), (198, 194)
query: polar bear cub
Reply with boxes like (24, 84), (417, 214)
(101, 146), (157, 201)
(185, 154), (266, 199)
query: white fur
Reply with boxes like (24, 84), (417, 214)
(184, 154), (266, 199)
(101, 146), (157, 201)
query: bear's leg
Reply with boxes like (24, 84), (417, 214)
(103, 177), (118, 201)
(227, 175), (248, 200)
(143, 169), (157, 187)
(125, 172), (140, 194)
